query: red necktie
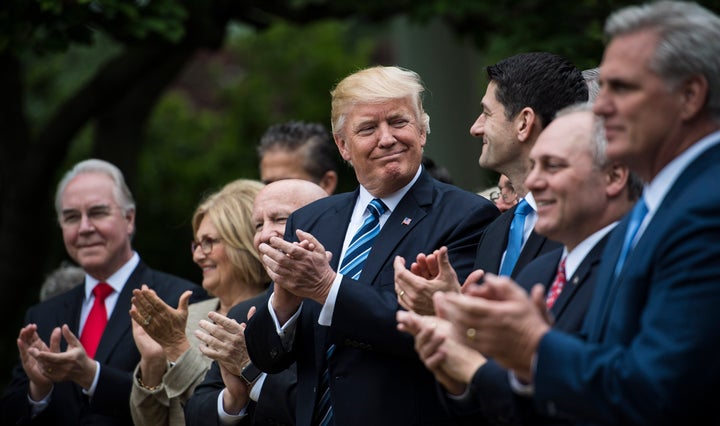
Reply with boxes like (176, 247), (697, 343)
(545, 258), (566, 309)
(80, 282), (113, 358)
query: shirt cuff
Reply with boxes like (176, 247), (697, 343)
(28, 385), (53, 417)
(249, 373), (267, 402)
(217, 388), (249, 424)
(81, 360), (101, 397)
(318, 272), (343, 326)
(268, 293), (302, 350)
(508, 354), (537, 397)
(445, 385), (471, 401)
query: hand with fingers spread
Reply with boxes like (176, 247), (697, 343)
(130, 284), (192, 362)
(196, 311), (251, 376)
(433, 273), (551, 378)
(17, 324), (55, 401)
(394, 246), (462, 315)
(26, 325), (98, 392)
(259, 229), (336, 308)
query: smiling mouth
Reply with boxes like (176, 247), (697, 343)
(78, 243), (102, 249)
(376, 151), (406, 160)
(536, 200), (555, 208)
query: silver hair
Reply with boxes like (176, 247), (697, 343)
(555, 103), (644, 200)
(39, 262), (84, 301)
(55, 159), (136, 221)
(582, 67), (600, 103)
(554, 103), (607, 167)
(605, 1), (720, 123)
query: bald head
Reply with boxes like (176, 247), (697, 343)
(252, 179), (327, 250)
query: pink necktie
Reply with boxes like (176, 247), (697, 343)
(80, 282), (113, 358)
(545, 258), (566, 309)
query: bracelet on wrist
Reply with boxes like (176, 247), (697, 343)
(136, 372), (161, 391)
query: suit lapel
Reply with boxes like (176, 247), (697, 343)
(552, 235), (607, 318)
(474, 208), (514, 273)
(514, 231), (551, 277)
(63, 287), (86, 350)
(590, 142), (720, 340)
(360, 172), (433, 285)
(308, 193), (355, 271)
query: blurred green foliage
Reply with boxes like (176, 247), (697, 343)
(103, 20), (369, 282)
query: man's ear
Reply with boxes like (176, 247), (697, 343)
(678, 74), (709, 122)
(125, 208), (136, 235)
(605, 163), (629, 198)
(318, 171), (338, 195)
(515, 107), (537, 143)
(334, 134), (351, 163)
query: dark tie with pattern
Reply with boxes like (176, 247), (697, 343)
(80, 282), (113, 358)
(545, 257), (567, 309)
(314, 198), (387, 425)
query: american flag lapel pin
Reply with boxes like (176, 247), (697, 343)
(402, 217), (412, 226)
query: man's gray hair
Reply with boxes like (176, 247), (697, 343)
(605, 1), (720, 123)
(55, 159), (136, 221)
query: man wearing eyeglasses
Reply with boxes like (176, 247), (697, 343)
(1, 159), (203, 425)
(489, 174), (517, 213)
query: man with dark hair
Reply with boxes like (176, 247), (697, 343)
(432, 2), (720, 424)
(399, 104), (642, 425)
(257, 121), (339, 194)
(395, 52), (588, 316)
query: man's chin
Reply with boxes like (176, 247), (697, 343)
(75, 254), (106, 271)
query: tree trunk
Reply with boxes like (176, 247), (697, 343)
(0, 44), (195, 391)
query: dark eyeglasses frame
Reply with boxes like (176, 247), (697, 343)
(191, 237), (222, 255)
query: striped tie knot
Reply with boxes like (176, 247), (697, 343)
(339, 198), (387, 280)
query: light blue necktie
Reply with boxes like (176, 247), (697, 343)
(315, 198), (387, 426)
(614, 197), (648, 278)
(338, 198), (387, 280)
(499, 199), (532, 276)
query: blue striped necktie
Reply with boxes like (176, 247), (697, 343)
(338, 198), (387, 279)
(499, 199), (532, 276)
(314, 198), (387, 426)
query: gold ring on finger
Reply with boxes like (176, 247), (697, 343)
(143, 315), (152, 326)
(466, 327), (477, 341)
(399, 290), (405, 299)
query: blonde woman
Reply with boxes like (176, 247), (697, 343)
(129, 179), (269, 426)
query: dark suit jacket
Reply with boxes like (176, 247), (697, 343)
(0, 261), (203, 426)
(447, 236), (609, 426)
(535, 141), (720, 425)
(473, 203), (562, 278)
(185, 290), (297, 426)
(246, 171), (499, 426)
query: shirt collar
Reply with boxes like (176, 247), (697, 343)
(84, 252), (139, 299)
(644, 130), (720, 216)
(564, 222), (618, 279)
(357, 166), (422, 214)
